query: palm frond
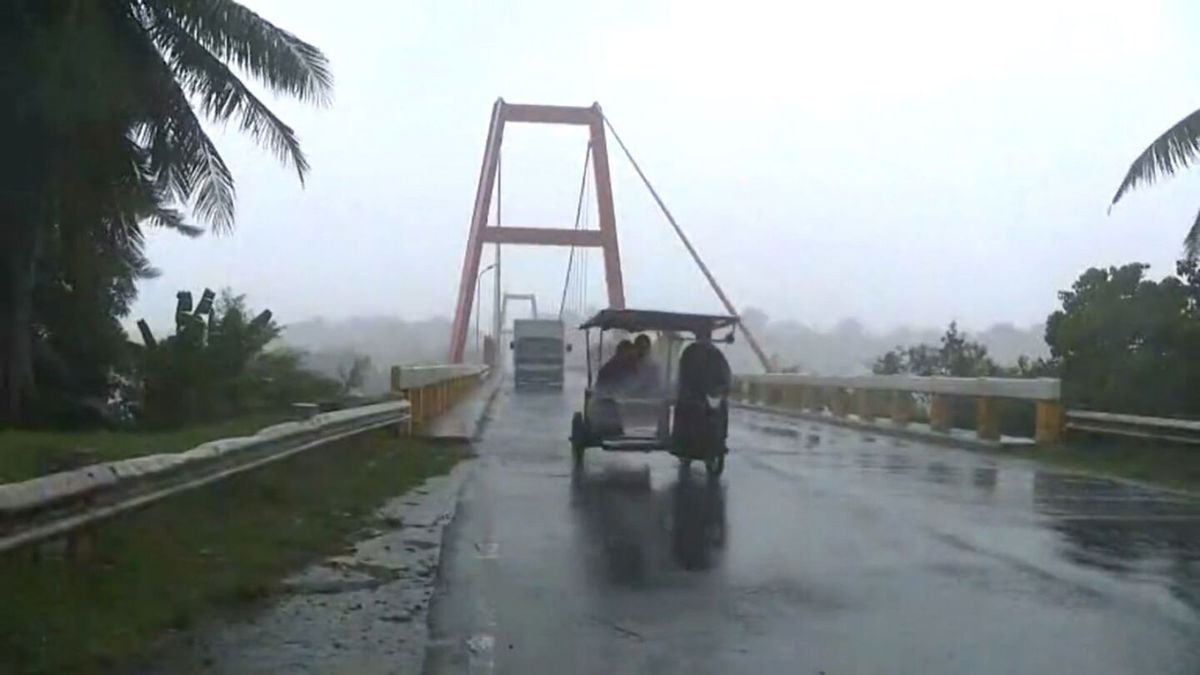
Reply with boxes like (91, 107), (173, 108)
(121, 6), (237, 232)
(149, 12), (309, 181)
(1187, 207), (1200, 261)
(1112, 107), (1200, 206)
(150, 0), (332, 105)
(132, 88), (236, 231)
(146, 206), (202, 236)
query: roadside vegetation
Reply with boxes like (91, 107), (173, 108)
(0, 411), (289, 483)
(2, 1), (332, 428)
(0, 432), (464, 675)
(1004, 439), (1200, 494)
(867, 259), (1200, 489)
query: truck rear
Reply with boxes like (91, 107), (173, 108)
(511, 319), (566, 390)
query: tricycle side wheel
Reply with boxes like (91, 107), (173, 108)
(571, 412), (587, 463)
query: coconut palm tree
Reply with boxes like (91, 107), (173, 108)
(1111, 108), (1200, 258)
(0, 0), (331, 424)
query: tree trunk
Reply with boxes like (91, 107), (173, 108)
(0, 214), (40, 426)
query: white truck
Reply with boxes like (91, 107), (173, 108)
(511, 319), (567, 390)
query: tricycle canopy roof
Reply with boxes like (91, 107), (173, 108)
(578, 308), (739, 334)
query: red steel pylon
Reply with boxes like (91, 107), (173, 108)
(449, 99), (625, 363)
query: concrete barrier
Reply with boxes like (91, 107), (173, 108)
(734, 373), (1064, 445)
(389, 365), (490, 433)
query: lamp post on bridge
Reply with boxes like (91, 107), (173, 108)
(475, 262), (497, 361)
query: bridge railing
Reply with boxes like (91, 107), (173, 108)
(389, 365), (491, 431)
(733, 374), (1064, 444)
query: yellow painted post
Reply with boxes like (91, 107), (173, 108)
(890, 391), (911, 426)
(789, 385), (805, 410)
(833, 389), (849, 417)
(1035, 401), (1064, 444)
(401, 389), (414, 434)
(856, 389), (874, 422)
(929, 394), (951, 432)
(976, 397), (1000, 441)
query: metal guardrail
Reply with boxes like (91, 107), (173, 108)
(734, 373), (1065, 444)
(0, 364), (490, 558)
(1066, 410), (1200, 444)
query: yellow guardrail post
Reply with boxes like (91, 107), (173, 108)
(786, 384), (804, 410)
(831, 388), (848, 417)
(856, 389), (874, 422)
(890, 391), (911, 426)
(1035, 401), (1064, 443)
(929, 394), (951, 432)
(976, 396), (1000, 441)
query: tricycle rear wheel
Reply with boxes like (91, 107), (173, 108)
(570, 412), (588, 463)
(704, 453), (725, 480)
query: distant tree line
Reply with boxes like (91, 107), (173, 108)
(872, 257), (1200, 420)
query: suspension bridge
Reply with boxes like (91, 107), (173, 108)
(414, 99), (1200, 673)
(45, 99), (1200, 673)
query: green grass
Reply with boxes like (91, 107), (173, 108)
(1002, 438), (1200, 493)
(0, 412), (293, 483)
(0, 431), (465, 674)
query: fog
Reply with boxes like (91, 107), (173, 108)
(130, 0), (1200, 369)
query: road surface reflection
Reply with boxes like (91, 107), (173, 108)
(569, 460), (727, 584)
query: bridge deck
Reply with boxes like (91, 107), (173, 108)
(424, 375), (1200, 674)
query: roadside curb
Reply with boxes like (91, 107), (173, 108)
(732, 402), (1016, 451)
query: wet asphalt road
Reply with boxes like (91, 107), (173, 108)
(424, 377), (1200, 674)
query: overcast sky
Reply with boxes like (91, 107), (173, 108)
(132, 0), (1200, 334)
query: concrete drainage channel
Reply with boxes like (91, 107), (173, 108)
(132, 374), (503, 675)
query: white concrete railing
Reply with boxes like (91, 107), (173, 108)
(737, 374), (1059, 400)
(734, 373), (1065, 444)
(392, 364), (489, 388)
(389, 365), (490, 426)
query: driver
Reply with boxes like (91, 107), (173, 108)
(672, 328), (732, 450)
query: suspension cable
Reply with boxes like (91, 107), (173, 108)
(602, 114), (774, 372)
(558, 142), (593, 319)
(580, 176), (591, 314)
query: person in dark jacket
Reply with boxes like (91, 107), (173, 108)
(672, 330), (731, 454)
